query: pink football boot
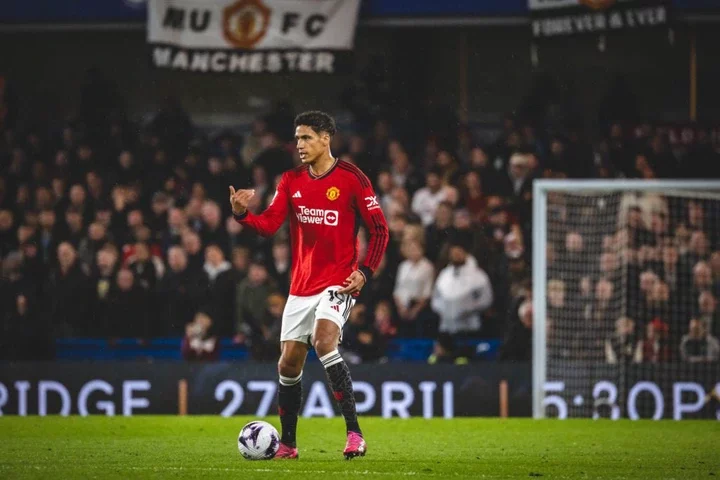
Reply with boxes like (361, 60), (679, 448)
(343, 431), (367, 460)
(274, 442), (299, 459)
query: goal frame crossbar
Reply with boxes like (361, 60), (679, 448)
(531, 179), (720, 419)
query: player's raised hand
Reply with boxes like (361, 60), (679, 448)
(337, 270), (366, 295)
(229, 186), (255, 215)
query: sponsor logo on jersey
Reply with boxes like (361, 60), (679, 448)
(292, 191), (302, 199)
(365, 195), (380, 211)
(326, 186), (340, 201)
(296, 206), (339, 226)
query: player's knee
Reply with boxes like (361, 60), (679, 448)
(312, 337), (335, 357)
(278, 355), (303, 377)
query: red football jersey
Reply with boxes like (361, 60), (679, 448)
(235, 159), (389, 297)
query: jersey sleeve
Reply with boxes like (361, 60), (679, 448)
(234, 173), (290, 237)
(352, 169), (389, 281)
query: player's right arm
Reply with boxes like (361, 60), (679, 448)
(229, 174), (289, 237)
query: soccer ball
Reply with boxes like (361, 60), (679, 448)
(237, 421), (280, 460)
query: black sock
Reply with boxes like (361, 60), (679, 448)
(278, 373), (302, 447)
(320, 350), (361, 435)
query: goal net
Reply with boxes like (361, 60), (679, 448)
(533, 180), (720, 419)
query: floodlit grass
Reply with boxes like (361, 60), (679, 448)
(0, 416), (718, 479)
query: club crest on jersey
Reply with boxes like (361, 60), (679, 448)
(326, 186), (340, 201)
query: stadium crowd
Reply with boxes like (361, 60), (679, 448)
(1, 75), (720, 364)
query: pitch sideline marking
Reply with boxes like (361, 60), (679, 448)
(0, 465), (437, 476)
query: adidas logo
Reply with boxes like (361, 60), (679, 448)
(292, 191), (302, 199)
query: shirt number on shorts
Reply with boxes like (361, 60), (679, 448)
(328, 290), (345, 305)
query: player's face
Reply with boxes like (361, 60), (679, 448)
(295, 125), (329, 164)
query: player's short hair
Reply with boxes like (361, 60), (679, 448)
(294, 111), (336, 137)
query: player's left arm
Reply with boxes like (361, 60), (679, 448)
(337, 170), (389, 295)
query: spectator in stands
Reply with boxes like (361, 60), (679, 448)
(225, 214), (253, 252)
(156, 246), (208, 336)
(710, 251), (720, 287)
(181, 311), (219, 361)
(605, 317), (640, 364)
(37, 209), (59, 264)
(626, 205), (651, 248)
(5, 78), (720, 368)
(127, 242), (158, 292)
(393, 240), (434, 337)
(687, 231), (711, 266)
(499, 298), (532, 362)
(558, 231), (585, 291)
(46, 242), (90, 337)
(461, 170), (487, 224)
(637, 318), (671, 363)
(424, 201), (455, 262)
(697, 291), (719, 339)
(576, 279), (616, 361)
(77, 222), (110, 267)
(431, 235), (493, 337)
(546, 279), (567, 326)
(181, 230), (204, 274)
(148, 192), (171, 240)
(680, 318), (720, 363)
(342, 303), (387, 364)
(682, 200), (707, 235)
(61, 207), (86, 247)
(184, 197), (204, 234)
(660, 244), (682, 294)
(691, 261), (714, 300)
(90, 245), (119, 332)
(105, 268), (149, 340)
(0, 210), (17, 258)
(388, 186), (411, 219)
(482, 201), (514, 255)
(124, 209), (144, 246)
(19, 238), (44, 293)
(202, 244), (235, 336)
(205, 157), (230, 207)
(496, 152), (533, 202)
(388, 140), (422, 195)
(637, 280), (673, 331)
(164, 207), (188, 250)
(357, 251), (396, 316)
(372, 300), (397, 339)
(269, 240), (291, 295)
(375, 170), (395, 217)
(68, 184), (93, 224)
(234, 259), (277, 344)
(247, 293), (285, 362)
(231, 245), (250, 281)
(200, 200), (229, 255)
(412, 168), (450, 227)
(435, 150), (462, 186)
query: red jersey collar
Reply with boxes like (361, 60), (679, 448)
(308, 157), (338, 180)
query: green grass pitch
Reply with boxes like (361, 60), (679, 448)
(0, 417), (718, 479)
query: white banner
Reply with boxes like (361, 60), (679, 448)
(529, 0), (670, 38)
(147, 0), (360, 73)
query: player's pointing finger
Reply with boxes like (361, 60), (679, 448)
(229, 186), (236, 196)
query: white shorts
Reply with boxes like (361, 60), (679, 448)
(280, 285), (355, 344)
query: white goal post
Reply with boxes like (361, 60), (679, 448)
(532, 179), (720, 419)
